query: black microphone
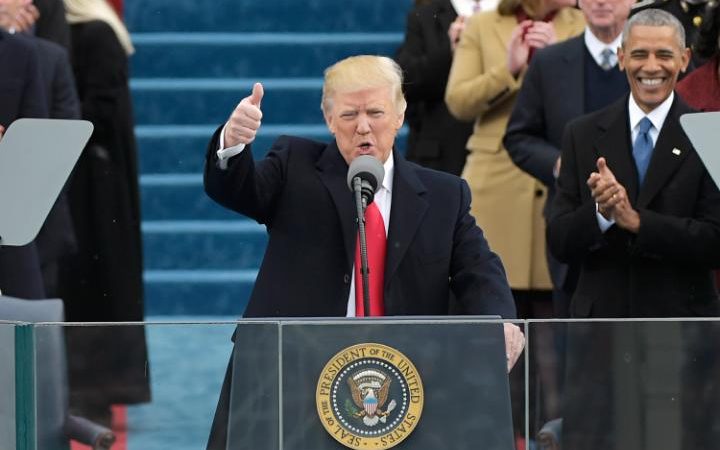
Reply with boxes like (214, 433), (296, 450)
(347, 155), (384, 316)
(346, 155), (384, 206)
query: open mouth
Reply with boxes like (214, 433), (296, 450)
(358, 142), (373, 152)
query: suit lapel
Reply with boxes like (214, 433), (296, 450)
(385, 153), (428, 286)
(316, 141), (356, 269)
(594, 97), (640, 203)
(637, 97), (693, 207)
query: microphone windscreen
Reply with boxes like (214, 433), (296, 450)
(346, 155), (385, 193)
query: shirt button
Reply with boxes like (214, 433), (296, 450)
(343, 274), (350, 284)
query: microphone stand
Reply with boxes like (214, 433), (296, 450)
(352, 176), (372, 317)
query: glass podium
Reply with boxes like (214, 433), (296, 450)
(4, 317), (720, 450)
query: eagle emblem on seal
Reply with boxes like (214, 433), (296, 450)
(347, 369), (397, 426)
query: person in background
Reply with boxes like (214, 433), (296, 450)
(503, 0), (635, 318)
(445, 0), (583, 441)
(677, 1), (720, 110)
(445, 0), (583, 318)
(0, 0), (48, 300)
(1, 0), (81, 298)
(58, 0), (149, 426)
(395, 0), (496, 176)
(547, 9), (720, 448)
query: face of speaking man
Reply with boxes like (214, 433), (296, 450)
(618, 24), (690, 114)
(323, 86), (405, 166)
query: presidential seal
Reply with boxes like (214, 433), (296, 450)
(316, 343), (424, 449)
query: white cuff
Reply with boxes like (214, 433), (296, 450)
(596, 203), (615, 233)
(216, 123), (246, 170)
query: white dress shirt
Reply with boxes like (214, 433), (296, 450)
(584, 28), (622, 69)
(596, 92), (674, 232)
(346, 154), (394, 316)
(450, 0), (499, 17)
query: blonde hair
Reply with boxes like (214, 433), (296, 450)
(321, 55), (407, 115)
(64, 0), (134, 55)
(498, 0), (545, 18)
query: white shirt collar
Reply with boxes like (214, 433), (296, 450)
(381, 151), (394, 194)
(584, 28), (622, 68)
(450, 0), (498, 17)
(628, 91), (674, 134)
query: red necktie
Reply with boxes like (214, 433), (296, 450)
(354, 202), (386, 316)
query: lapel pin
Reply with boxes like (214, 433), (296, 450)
(672, 148), (682, 156)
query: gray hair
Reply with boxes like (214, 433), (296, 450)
(623, 8), (686, 49)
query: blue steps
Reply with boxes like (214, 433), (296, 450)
(131, 33), (402, 78)
(143, 221), (267, 270)
(136, 124), (332, 174)
(131, 78), (325, 125)
(130, 0), (413, 315)
(125, 0), (412, 33)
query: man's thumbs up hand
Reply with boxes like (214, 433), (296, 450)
(223, 82), (264, 148)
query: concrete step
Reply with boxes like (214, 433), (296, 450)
(131, 78), (323, 125)
(143, 270), (253, 315)
(142, 220), (267, 270)
(125, 0), (412, 33)
(131, 33), (402, 79)
(140, 174), (235, 221)
(136, 124), (331, 174)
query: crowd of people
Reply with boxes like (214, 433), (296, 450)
(0, 0), (148, 426)
(2, 0), (720, 447)
(394, 0), (720, 447)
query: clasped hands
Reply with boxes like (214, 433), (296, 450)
(507, 20), (557, 76)
(587, 157), (640, 233)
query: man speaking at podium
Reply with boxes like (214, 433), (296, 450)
(203, 55), (523, 449)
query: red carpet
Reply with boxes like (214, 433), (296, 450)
(70, 405), (127, 450)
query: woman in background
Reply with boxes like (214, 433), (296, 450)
(677, 1), (720, 111)
(445, 0), (583, 440)
(60, 0), (149, 424)
(395, 0), (497, 176)
(445, 0), (582, 322)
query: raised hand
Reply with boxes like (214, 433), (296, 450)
(523, 21), (557, 50)
(587, 157), (640, 232)
(507, 20), (532, 76)
(448, 16), (466, 52)
(223, 82), (264, 148)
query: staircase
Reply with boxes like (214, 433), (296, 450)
(126, 0), (413, 316)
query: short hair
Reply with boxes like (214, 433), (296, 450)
(623, 8), (686, 49)
(321, 55), (407, 115)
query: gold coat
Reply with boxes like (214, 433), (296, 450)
(445, 7), (585, 290)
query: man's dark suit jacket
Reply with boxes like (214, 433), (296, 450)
(203, 129), (515, 449)
(503, 35), (629, 303)
(547, 94), (720, 318)
(32, 37), (80, 296)
(395, 0), (472, 176)
(0, 31), (48, 299)
(205, 130), (515, 318)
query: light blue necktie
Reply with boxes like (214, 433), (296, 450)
(633, 117), (654, 185)
(600, 48), (614, 70)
